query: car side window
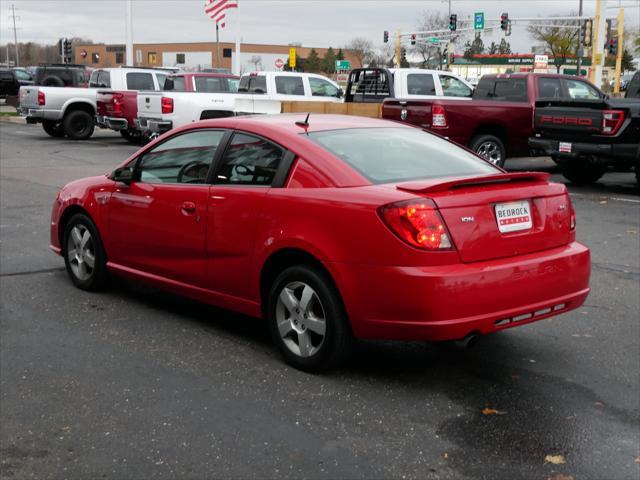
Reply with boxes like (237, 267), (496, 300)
(167, 76), (186, 91)
(407, 74), (436, 95)
(563, 79), (601, 100)
(14, 70), (32, 81)
(538, 77), (562, 98)
(137, 130), (225, 184)
(156, 73), (167, 90)
(309, 77), (339, 97)
(439, 74), (472, 97)
(275, 76), (305, 96)
(126, 72), (154, 90)
(215, 133), (283, 186)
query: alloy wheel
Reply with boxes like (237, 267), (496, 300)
(476, 141), (502, 165)
(67, 224), (95, 281)
(275, 281), (327, 358)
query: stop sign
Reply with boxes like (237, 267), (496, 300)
(274, 58), (284, 69)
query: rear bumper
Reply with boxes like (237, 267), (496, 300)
(330, 242), (590, 342)
(96, 115), (128, 131)
(135, 117), (172, 134)
(529, 137), (638, 163)
(17, 106), (62, 123)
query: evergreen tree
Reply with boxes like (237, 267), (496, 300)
(336, 48), (345, 61)
(305, 49), (321, 73)
(498, 38), (512, 54)
(322, 47), (337, 74)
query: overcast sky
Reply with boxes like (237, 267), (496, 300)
(1, 0), (639, 54)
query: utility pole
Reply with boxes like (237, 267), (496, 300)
(11, 4), (19, 67)
(613, 7), (624, 94)
(395, 29), (401, 68)
(576, 0), (583, 76)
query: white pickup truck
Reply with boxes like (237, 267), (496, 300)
(18, 67), (170, 140)
(136, 71), (343, 135)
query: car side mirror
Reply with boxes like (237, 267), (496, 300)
(164, 78), (174, 90)
(111, 166), (134, 185)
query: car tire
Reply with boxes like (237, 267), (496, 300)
(560, 162), (607, 185)
(62, 213), (108, 291)
(63, 110), (95, 140)
(42, 120), (65, 138)
(41, 75), (64, 87)
(470, 134), (506, 168)
(267, 265), (352, 372)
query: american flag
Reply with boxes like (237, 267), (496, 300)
(205, 0), (238, 28)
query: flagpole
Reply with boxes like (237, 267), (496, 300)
(216, 22), (221, 68)
(234, 0), (241, 75)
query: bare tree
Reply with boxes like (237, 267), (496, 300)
(345, 37), (374, 67)
(414, 11), (467, 69)
(528, 14), (579, 73)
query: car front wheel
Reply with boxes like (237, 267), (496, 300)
(268, 265), (352, 372)
(63, 213), (107, 291)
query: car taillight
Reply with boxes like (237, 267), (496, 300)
(379, 199), (453, 250)
(113, 93), (124, 114)
(161, 96), (173, 114)
(432, 104), (447, 128)
(601, 109), (624, 135)
(38, 91), (45, 106)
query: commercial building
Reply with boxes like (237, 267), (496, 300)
(73, 41), (357, 74)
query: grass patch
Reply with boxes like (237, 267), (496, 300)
(0, 111), (18, 117)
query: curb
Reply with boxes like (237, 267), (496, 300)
(0, 116), (27, 124)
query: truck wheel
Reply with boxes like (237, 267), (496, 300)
(42, 120), (65, 138)
(63, 110), (95, 140)
(470, 134), (506, 168)
(120, 129), (142, 144)
(560, 162), (607, 185)
(41, 75), (64, 87)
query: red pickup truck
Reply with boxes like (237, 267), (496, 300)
(381, 73), (605, 167)
(97, 72), (238, 143)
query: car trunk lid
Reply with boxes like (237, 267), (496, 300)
(397, 173), (572, 263)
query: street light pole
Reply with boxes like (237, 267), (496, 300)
(125, 0), (134, 66)
(11, 4), (19, 67)
(576, 0), (583, 76)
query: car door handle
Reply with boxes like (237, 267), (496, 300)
(181, 201), (197, 214)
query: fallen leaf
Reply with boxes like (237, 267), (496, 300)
(61, 426), (71, 433)
(627, 230), (638, 234)
(443, 452), (449, 460)
(635, 456), (639, 464)
(547, 474), (574, 480)
(545, 454), (566, 465)
(481, 408), (506, 415)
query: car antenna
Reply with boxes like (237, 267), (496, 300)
(295, 112), (310, 134)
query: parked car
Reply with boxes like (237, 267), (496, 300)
(381, 73), (606, 167)
(0, 67), (34, 100)
(19, 67), (168, 140)
(33, 64), (88, 87)
(135, 71), (341, 135)
(50, 114), (590, 372)
(344, 68), (474, 103)
(528, 94), (640, 185)
(609, 73), (634, 91)
(626, 71), (640, 99)
(164, 72), (239, 93)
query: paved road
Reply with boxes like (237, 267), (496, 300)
(1, 121), (638, 480)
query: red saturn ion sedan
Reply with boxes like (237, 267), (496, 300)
(50, 114), (590, 371)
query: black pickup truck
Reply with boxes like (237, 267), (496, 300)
(529, 96), (640, 185)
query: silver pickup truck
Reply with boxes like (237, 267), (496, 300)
(18, 67), (170, 140)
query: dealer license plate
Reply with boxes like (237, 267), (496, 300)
(559, 142), (572, 153)
(495, 200), (533, 233)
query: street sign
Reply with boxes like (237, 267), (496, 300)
(274, 58), (284, 69)
(534, 54), (549, 70)
(335, 60), (350, 71)
(474, 12), (484, 30)
(289, 48), (296, 68)
(429, 37), (439, 44)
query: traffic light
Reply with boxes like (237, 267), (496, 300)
(383, 30), (389, 43)
(401, 47), (407, 62)
(604, 19), (612, 46)
(63, 39), (72, 63)
(411, 34), (416, 46)
(58, 38), (64, 58)
(506, 20), (512, 36)
(582, 19), (593, 47)
(449, 14), (457, 31)
(500, 13), (509, 31)
(608, 37), (618, 55)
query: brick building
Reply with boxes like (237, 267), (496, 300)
(73, 42), (358, 74)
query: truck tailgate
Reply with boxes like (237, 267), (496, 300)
(534, 99), (607, 139)
(137, 91), (164, 119)
(19, 86), (40, 109)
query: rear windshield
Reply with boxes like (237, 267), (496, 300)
(474, 77), (528, 102)
(309, 127), (497, 184)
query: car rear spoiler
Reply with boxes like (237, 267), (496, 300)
(397, 172), (550, 194)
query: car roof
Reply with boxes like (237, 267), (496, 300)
(173, 72), (238, 79)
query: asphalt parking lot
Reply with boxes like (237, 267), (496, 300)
(1, 120), (638, 480)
